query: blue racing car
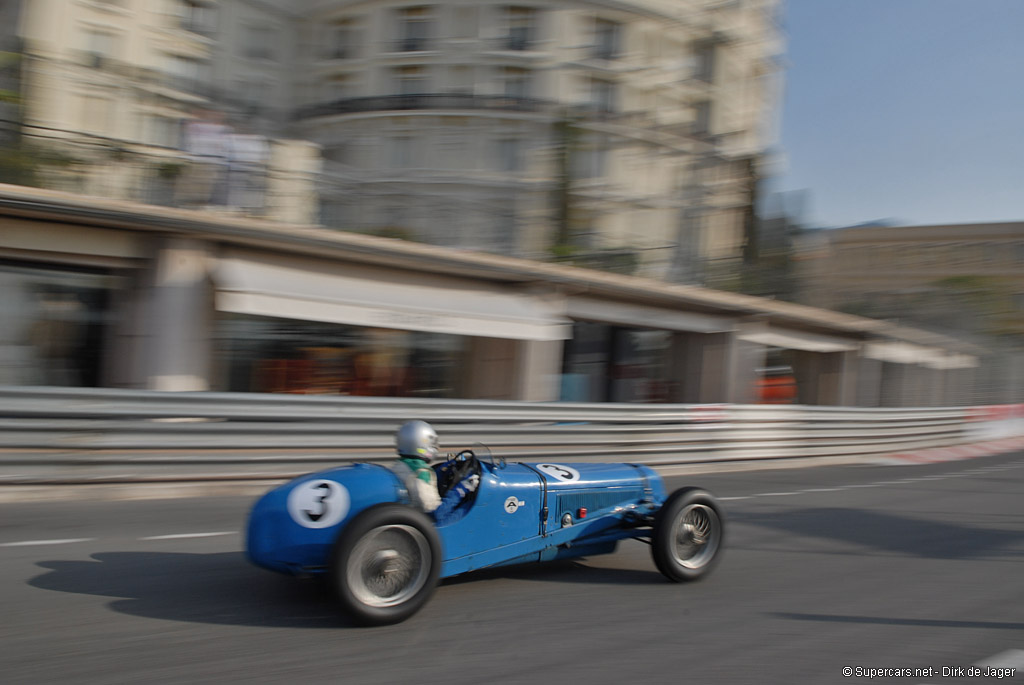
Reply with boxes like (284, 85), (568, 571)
(246, 447), (724, 625)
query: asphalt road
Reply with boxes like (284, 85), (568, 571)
(2, 453), (1022, 685)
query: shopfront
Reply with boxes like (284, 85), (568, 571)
(560, 322), (674, 402)
(0, 260), (119, 387)
(210, 249), (570, 398)
(217, 314), (466, 397)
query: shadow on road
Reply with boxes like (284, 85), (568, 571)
(740, 507), (1024, 560)
(441, 558), (664, 587)
(29, 551), (357, 629)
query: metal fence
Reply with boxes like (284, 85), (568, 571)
(1, 386), (1016, 486)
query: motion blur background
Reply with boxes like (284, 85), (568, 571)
(0, 0), (1021, 406)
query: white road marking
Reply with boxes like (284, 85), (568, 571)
(976, 649), (1024, 670)
(720, 459), (1024, 504)
(140, 531), (236, 540)
(0, 537), (95, 547)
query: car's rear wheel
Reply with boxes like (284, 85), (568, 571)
(652, 487), (724, 582)
(330, 504), (441, 625)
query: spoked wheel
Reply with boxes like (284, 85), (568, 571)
(652, 487), (724, 582)
(330, 504), (441, 625)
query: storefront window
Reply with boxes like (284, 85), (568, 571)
(0, 261), (115, 387)
(216, 314), (465, 397)
(560, 322), (671, 402)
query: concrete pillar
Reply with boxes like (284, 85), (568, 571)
(140, 238), (213, 391)
(856, 355), (883, 407)
(460, 336), (516, 400)
(461, 337), (561, 401)
(791, 350), (859, 406)
(669, 329), (759, 404)
(514, 339), (563, 401)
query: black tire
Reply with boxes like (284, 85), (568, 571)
(329, 504), (441, 626)
(652, 487), (724, 582)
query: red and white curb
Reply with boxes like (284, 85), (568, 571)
(876, 436), (1024, 465)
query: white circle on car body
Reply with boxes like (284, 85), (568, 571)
(504, 496), (525, 514)
(287, 479), (350, 529)
(536, 463), (581, 482)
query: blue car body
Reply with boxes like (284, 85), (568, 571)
(247, 459), (668, 579)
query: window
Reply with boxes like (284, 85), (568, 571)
(326, 75), (350, 101)
(176, 1), (217, 36)
(448, 66), (472, 94)
(594, 18), (620, 60)
(166, 54), (211, 95)
(693, 41), (715, 82)
(503, 67), (530, 99)
(326, 19), (356, 59)
(506, 6), (536, 50)
(398, 7), (431, 52)
(79, 95), (113, 135)
(591, 78), (615, 113)
(693, 100), (711, 135)
(453, 6), (476, 39)
(146, 115), (181, 148)
(572, 145), (607, 180)
(217, 314), (466, 397)
(391, 136), (413, 167)
(83, 29), (119, 67)
(0, 262), (118, 387)
(243, 25), (276, 60)
(497, 139), (521, 172)
(395, 65), (426, 95)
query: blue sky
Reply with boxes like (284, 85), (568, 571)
(771, 0), (1024, 228)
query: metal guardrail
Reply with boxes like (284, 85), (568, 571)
(0, 386), (1007, 486)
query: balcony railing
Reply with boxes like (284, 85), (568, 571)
(295, 93), (553, 119)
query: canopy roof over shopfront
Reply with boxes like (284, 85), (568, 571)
(214, 251), (572, 342)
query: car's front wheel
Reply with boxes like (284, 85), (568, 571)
(329, 504), (441, 625)
(651, 487), (724, 582)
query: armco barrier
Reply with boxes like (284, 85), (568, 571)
(0, 387), (1019, 486)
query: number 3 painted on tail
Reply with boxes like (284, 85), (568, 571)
(537, 464), (580, 482)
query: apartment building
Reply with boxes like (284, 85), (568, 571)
(11, 0), (318, 223)
(794, 222), (1024, 403)
(295, 0), (782, 281)
(7, 0), (780, 283)
(796, 222), (1024, 321)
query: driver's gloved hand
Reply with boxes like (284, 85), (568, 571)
(452, 474), (480, 498)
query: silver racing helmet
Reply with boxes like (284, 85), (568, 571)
(395, 420), (440, 461)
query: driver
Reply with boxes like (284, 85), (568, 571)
(393, 420), (479, 519)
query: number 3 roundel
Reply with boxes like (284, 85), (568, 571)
(287, 480), (350, 528)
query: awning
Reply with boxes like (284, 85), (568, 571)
(214, 253), (571, 341)
(864, 342), (978, 369)
(567, 297), (733, 333)
(738, 329), (859, 353)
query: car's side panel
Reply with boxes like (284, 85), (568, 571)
(438, 462), (665, 578)
(437, 462), (544, 575)
(246, 463), (404, 575)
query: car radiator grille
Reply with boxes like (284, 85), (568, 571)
(556, 488), (643, 518)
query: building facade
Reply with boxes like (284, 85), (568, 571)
(7, 0), (781, 284)
(10, 0), (319, 223)
(794, 221), (1024, 404)
(296, 0), (782, 282)
(0, 183), (989, 407)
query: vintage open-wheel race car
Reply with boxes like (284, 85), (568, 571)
(246, 447), (725, 625)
